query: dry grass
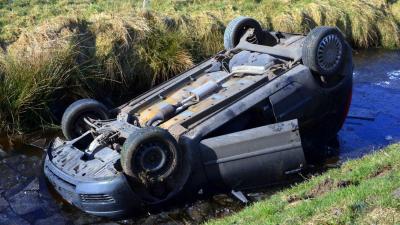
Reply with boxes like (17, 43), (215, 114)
(393, 2), (400, 22)
(0, 45), (83, 133)
(0, 0), (399, 133)
(359, 207), (400, 225)
(0, 12), (199, 133)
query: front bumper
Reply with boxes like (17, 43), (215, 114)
(44, 151), (141, 218)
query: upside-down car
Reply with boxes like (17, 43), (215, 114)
(44, 16), (353, 218)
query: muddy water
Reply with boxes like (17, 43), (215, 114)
(0, 49), (399, 225)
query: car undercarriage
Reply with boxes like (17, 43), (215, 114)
(44, 16), (353, 218)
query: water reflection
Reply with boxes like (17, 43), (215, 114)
(339, 49), (400, 160)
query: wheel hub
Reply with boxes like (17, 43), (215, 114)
(317, 34), (343, 72)
(134, 141), (174, 179)
(139, 144), (167, 172)
(241, 26), (258, 44)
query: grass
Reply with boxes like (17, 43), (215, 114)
(0, 0), (399, 133)
(1, 0), (400, 48)
(206, 143), (400, 225)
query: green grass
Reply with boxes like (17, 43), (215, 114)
(0, 0), (400, 133)
(1, 0), (399, 48)
(206, 144), (400, 225)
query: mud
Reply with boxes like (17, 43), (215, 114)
(287, 178), (359, 203)
(307, 178), (336, 199)
(368, 165), (392, 178)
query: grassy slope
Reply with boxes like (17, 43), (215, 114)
(0, 0), (399, 133)
(206, 144), (400, 225)
(1, 0), (400, 48)
(0, 1), (133, 43)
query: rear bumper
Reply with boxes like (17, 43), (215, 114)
(44, 153), (141, 218)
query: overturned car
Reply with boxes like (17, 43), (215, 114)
(44, 16), (353, 218)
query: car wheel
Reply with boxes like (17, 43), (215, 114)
(302, 26), (346, 79)
(223, 16), (276, 50)
(120, 127), (180, 186)
(61, 99), (109, 140)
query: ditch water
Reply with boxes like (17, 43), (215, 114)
(0, 49), (399, 225)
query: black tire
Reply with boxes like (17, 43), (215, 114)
(302, 26), (346, 78)
(61, 99), (109, 140)
(223, 16), (276, 50)
(120, 127), (180, 186)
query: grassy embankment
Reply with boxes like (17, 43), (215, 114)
(0, 0), (400, 134)
(207, 143), (400, 225)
